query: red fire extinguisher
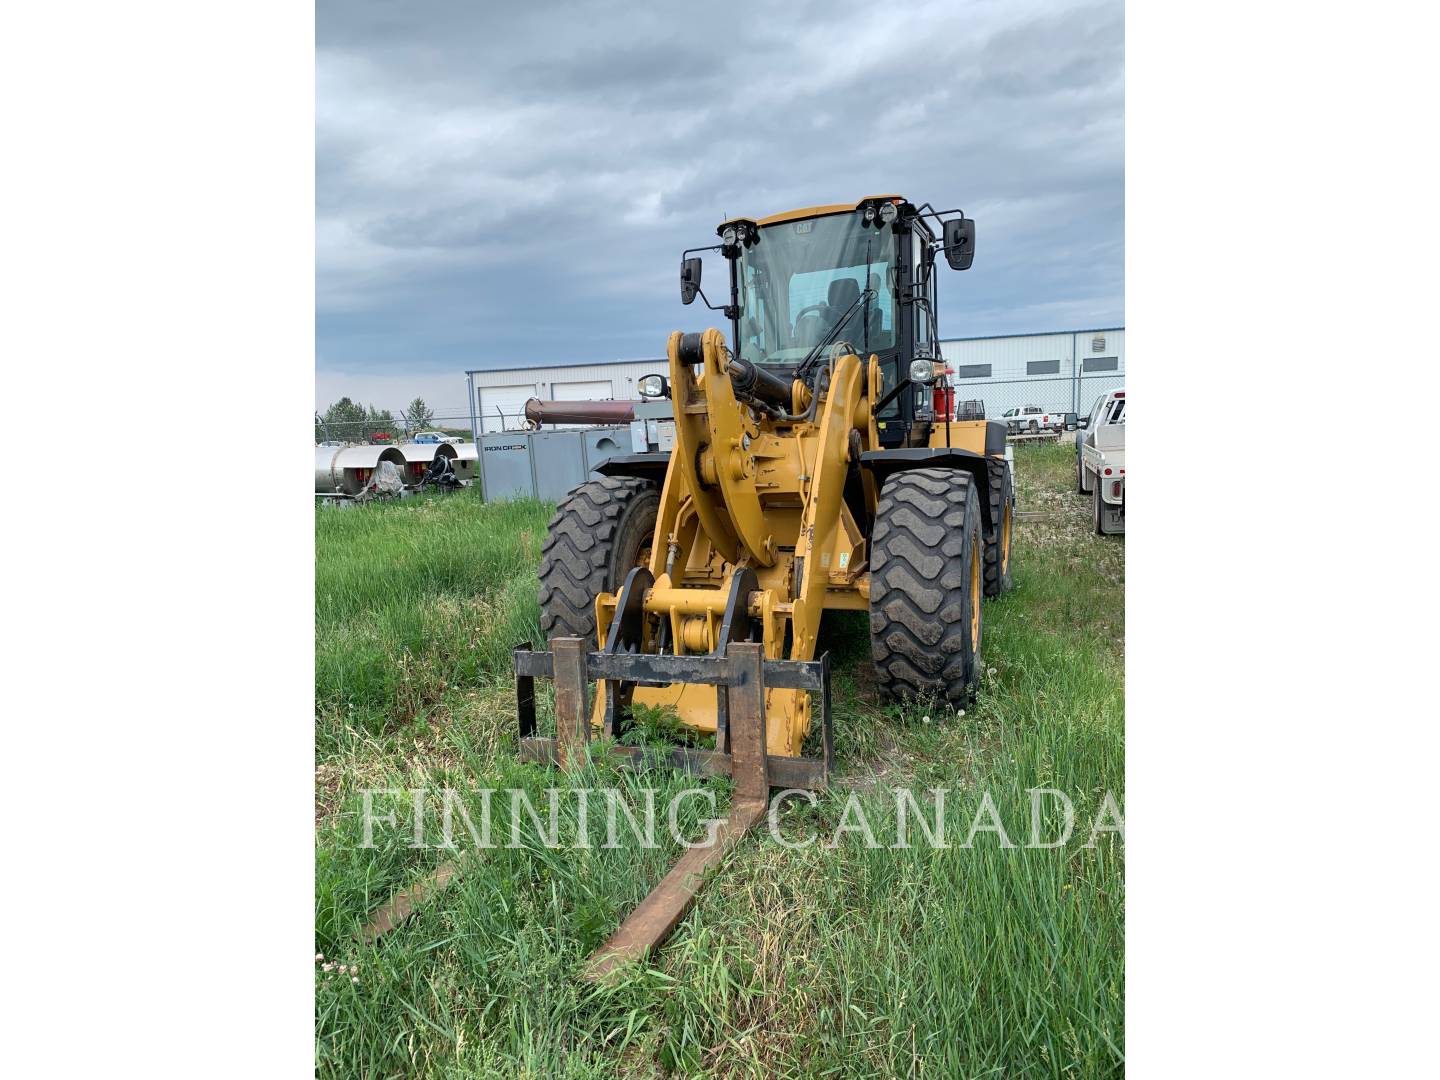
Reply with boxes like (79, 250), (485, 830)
(933, 370), (955, 420)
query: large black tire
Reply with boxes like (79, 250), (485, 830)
(983, 459), (1015, 597)
(537, 477), (659, 648)
(1076, 433), (1092, 495)
(869, 469), (984, 708)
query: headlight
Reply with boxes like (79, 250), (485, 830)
(910, 358), (936, 384)
(721, 226), (738, 247)
(862, 205), (876, 223)
(878, 203), (898, 224)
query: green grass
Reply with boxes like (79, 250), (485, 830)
(315, 441), (1124, 1078)
(314, 495), (553, 759)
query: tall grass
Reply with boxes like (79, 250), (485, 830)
(315, 445), (1124, 1078)
(315, 494), (552, 754)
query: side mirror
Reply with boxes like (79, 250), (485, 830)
(680, 257), (702, 304)
(638, 373), (671, 399)
(943, 218), (975, 271)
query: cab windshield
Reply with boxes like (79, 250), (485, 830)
(734, 212), (898, 367)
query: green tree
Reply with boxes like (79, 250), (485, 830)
(317, 397), (368, 443)
(365, 405), (400, 444)
(403, 396), (435, 434)
(316, 398), (402, 443)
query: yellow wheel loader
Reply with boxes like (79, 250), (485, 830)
(510, 195), (1016, 976)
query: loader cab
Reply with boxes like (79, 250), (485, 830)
(682, 196), (972, 447)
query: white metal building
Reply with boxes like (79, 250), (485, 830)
(465, 326), (1123, 433)
(938, 327), (1125, 418)
(466, 359), (666, 433)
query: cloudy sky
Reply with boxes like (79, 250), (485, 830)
(316, 0), (1123, 418)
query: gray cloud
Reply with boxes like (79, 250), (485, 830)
(316, 0), (1123, 393)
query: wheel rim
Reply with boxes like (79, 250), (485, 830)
(613, 524), (658, 591)
(1001, 502), (1012, 574)
(970, 538), (982, 651)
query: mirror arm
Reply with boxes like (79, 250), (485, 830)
(692, 285), (727, 313)
(913, 205), (966, 223)
(681, 244), (724, 308)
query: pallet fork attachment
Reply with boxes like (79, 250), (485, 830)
(512, 636), (832, 979)
(513, 639), (833, 790)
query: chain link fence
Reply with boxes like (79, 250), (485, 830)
(317, 364), (1125, 445)
(471, 404), (536, 434)
(314, 411), (478, 446)
(948, 372), (1125, 427)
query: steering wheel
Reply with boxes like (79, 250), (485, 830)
(792, 303), (830, 344)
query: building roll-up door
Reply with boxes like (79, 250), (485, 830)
(552, 379), (613, 401)
(477, 384), (537, 433)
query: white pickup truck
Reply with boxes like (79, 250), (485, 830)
(1075, 388), (1125, 535)
(1001, 404), (1065, 435)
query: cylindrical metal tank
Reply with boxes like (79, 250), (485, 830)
(451, 442), (478, 483)
(397, 441), (458, 484)
(315, 445), (408, 496)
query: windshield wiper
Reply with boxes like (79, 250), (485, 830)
(798, 287), (876, 379)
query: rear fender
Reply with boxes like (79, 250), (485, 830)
(592, 452), (670, 484)
(858, 448), (995, 531)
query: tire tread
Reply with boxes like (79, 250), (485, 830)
(537, 476), (656, 647)
(983, 458), (1014, 596)
(869, 468), (982, 707)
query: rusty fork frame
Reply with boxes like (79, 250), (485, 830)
(513, 639), (833, 789)
(512, 636), (832, 979)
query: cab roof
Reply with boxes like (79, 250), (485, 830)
(720, 195), (906, 230)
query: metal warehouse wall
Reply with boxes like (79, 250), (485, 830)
(938, 327), (1124, 417)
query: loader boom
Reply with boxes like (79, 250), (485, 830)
(593, 327), (872, 757)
